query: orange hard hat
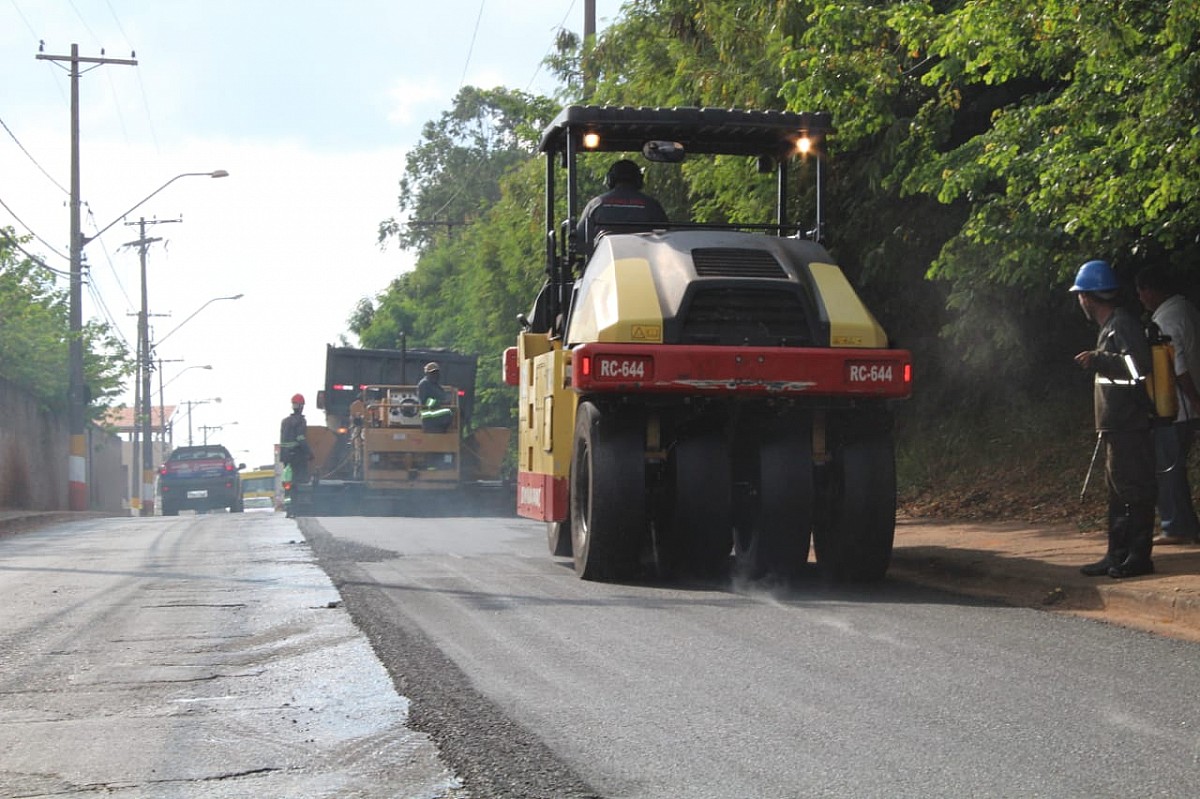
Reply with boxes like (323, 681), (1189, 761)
(291, 393), (305, 405)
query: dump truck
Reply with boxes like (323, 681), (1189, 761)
(504, 105), (912, 582)
(291, 345), (510, 515)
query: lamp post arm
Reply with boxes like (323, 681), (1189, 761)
(82, 170), (228, 246)
(156, 294), (244, 348)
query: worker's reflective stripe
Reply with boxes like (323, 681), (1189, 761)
(1122, 353), (1145, 381)
(421, 407), (453, 419)
(1096, 375), (1141, 387)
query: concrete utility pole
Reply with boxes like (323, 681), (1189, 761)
(157, 359), (186, 457)
(124, 217), (180, 516)
(36, 44), (137, 511)
(180, 399), (220, 447)
(583, 0), (596, 100)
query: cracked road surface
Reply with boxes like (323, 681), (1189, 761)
(0, 512), (461, 798)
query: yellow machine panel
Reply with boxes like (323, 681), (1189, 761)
(518, 332), (577, 481)
(567, 256), (664, 344)
(808, 262), (890, 348)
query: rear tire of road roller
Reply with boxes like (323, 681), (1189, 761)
(547, 520), (572, 557)
(670, 431), (733, 579)
(570, 402), (645, 581)
(812, 434), (896, 583)
(734, 414), (813, 581)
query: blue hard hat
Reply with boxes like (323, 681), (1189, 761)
(1070, 260), (1119, 293)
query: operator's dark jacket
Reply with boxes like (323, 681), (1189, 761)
(280, 411), (310, 468)
(1088, 307), (1152, 432)
(576, 185), (667, 250)
(417, 375), (447, 407)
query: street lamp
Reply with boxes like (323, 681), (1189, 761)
(85, 171), (229, 245)
(67, 168), (228, 511)
(161, 364), (213, 393)
(200, 420), (237, 446)
(156, 293), (244, 348)
(159, 364), (212, 454)
(180, 397), (221, 447)
(127, 174), (230, 517)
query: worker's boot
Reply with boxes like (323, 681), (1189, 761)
(1109, 504), (1155, 579)
(1081, 501), (1131, 577)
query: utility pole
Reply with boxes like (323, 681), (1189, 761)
(180, 399), (220, 446)
(198, 425), (221, 446)
(583, 0), (596, 100)
(158, 358), (184, 457)
(37, 44), (137, 510)
(124, 217), (179, 515)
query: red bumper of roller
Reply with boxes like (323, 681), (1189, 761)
(571, 343), (912, 399)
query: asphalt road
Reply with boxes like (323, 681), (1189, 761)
(4, 512), (1198, 798)
(305, 513), (1200, 799)
(0, 512), (459, 798)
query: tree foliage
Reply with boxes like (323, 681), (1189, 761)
(0, 229), (132, 415)
(377, 86), (559, 255)
(363, 0), (1200, 421)
(362, 89), (555, 426)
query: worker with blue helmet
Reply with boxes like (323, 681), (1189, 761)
(1070, 259), (1121, 293)
(1071, 259), (1157, 578)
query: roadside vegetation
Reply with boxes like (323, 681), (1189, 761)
(0, 229), (130, 415)
(354, 1), (1199, 523)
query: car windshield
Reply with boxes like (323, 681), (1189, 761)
(174, 449), (228, 461)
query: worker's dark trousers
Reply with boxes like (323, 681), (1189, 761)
(1154, 421), (1200, 538)
(1104, 429), (1157, 563)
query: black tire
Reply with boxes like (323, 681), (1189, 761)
(230, 497), (244, 513)
(162, 502), (179, 517)
(570, 402), (645, 581)
(812, 435), (896, 583)
(665, 431), (732, 578)
(734, 414), (813, 581)
(547, 520), (572, 557)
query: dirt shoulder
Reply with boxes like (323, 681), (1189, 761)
(891, 516), (1200, 643)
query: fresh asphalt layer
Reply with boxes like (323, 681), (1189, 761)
(4, 510), (1200, 642)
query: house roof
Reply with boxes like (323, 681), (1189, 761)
(104, 405), (176, 432)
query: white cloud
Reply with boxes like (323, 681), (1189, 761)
(386, 76), (447, 127)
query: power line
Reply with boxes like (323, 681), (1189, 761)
(84, 272), (130, 348)
(0, 228), (72, 278)
(527, 0), (578, 91)
(0, 115), (70, 194)
(84, 204), (134, 310)
(0, 193), (69, 260)
(102, 0), (158, 152)
(67, 0), (103, 45)
(458, 0), (487, 90)
(7, 0), (39, 39)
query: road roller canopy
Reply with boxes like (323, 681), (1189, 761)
(539, 105), (833, 162)
(533, 105), (836, 339)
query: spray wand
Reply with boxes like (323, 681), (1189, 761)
(1080, 432), (1102, 500)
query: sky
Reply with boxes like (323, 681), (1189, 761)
(0, 0), (622, 469)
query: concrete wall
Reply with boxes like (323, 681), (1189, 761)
(0, 377), (125, 512)
(89, 425), (125, 512)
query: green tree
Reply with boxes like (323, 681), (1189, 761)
(362, 0), (1200, 415)
(0, 228), (132, 414)
(377, 86), (559, 255)
(362, 89), (556, 426)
